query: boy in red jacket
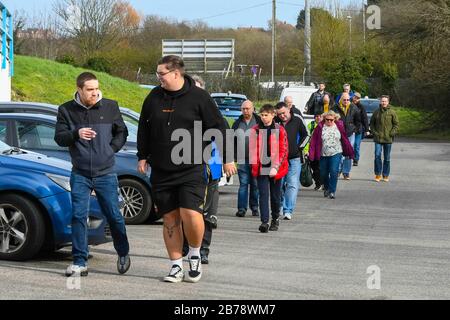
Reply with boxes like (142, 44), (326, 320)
(249, 104), (289, 233)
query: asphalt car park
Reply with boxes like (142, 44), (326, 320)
(0, 139), (449, 300)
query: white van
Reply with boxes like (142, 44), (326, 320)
(280, 86), (317, 128)
(279, 86), (317, 114)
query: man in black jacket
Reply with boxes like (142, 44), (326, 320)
(55, 72), (131, 277)
(351, 92), (370, 166)
(276, 102), (308, 221)
(137, 55), (236, 283)
(181, 74), (225, 265)
(306, 82), (331, 116)
(284, 96), (302, 116)
(231, 100), (260, 218)
(332, 92), (360, 179)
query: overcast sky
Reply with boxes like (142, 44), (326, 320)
(3, 0), (359, 29)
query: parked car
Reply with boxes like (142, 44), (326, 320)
(211, 92), (247, 120)
(359, 98), (380, 138)
(0, 102), (139, 148)
(0, 140), (111, 261)
(0, 113), (158, 225)
(359, 98), (380, 124)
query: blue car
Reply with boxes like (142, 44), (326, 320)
(0, 112), (158, 225)
(0, 140), (111, 261)
(0, 101), (140, 149)
(211, 92), (247, 120)
(359, 98), (380, 138)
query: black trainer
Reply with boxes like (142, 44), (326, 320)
(269, 219), (279, 231)
(259, 223), (269, 233)
(235, 210), (246, 217)
(314, 184), (322, 191)
(324, 189), (329, 198)
(117, 255), (131, 274)
(201, 255), (209, 265)
(353, 160), (358, 166)
(251, 209), (260, 217)
(185, 256), (202, 283)
(209, 215), (218, 229)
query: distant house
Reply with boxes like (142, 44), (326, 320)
(0, 1), (13, 101)
(17, 28), (56, 40)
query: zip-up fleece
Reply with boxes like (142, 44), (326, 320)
(54, 94), (128, 178)
(137, 75), (228, 173)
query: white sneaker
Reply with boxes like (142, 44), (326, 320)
(283, 214), (292, 221)
(185, 256), (202, 283)
(65, 264), (88, 277)
(163, 265), (184, 283)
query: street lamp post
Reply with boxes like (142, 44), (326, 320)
(347, 15), (352, 55)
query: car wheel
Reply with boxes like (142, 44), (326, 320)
(0, 194), (45, 261)
(119, 178), (152, 225)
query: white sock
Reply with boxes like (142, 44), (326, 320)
(188, 246), (201, 259)
(171, 258), (183, 269)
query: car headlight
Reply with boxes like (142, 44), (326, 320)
(46, 173), (71, 192)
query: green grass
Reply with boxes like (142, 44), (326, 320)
(393, 106), (450, 141)
(12, 55), (149, 112)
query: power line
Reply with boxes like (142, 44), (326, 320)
(278, 1), (304, 8)
(197, 1), (272, 21)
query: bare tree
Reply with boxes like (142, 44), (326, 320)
(13, 10), (27, 54)
(15, 9), (61, 60)
(53, 0), (139, 59)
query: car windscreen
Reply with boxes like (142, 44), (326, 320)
(0, 140), (11, 153)
(121, 114), (138, 142)
(361, 100), (380, 113)
(213, 97), (246, 109)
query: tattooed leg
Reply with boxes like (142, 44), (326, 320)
(162, 210), (183, 260)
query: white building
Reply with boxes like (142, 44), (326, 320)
(0, 2), (13, 102)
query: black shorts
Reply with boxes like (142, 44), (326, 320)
(151, 166), (208, 215)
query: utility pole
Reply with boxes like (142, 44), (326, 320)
(272, 0), (276, 83)
(304, 0), (311, 86)
(362, 0), (366, 46)
(347, 15), (352, 55)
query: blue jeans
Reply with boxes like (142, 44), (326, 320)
(70, 173), (129, 267)
(237, 164), (259, 212)
(320, 153), (342, 194)
(354, 133), (363, 162)
(257, 176), (281, 224)
(341, 133), (355, 175)
(281, 158), (301, 215)
(374, 143), (392, 177)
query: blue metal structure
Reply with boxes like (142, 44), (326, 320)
(0, 1), (13, 76)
